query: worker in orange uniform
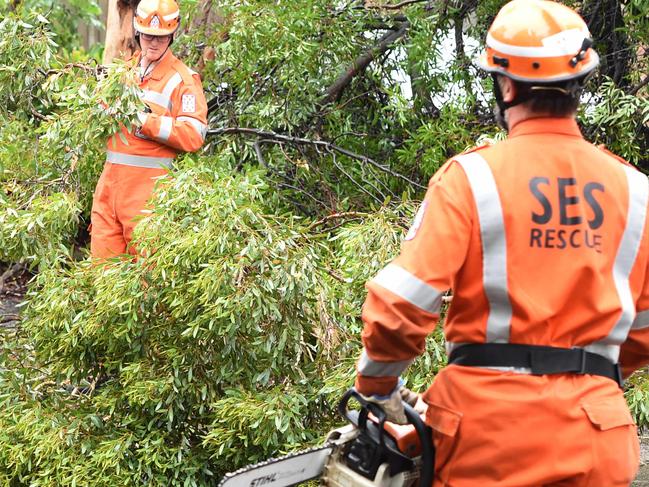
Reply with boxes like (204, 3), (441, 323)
(354, 1), (647, 485)
(90, 0), (207, 258)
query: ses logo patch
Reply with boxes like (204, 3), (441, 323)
(528, 177), (605, 253)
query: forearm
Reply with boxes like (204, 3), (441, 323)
(355, 282), (439, 395)
(139, 113), (206, 152)
(620, 327), (649, 378)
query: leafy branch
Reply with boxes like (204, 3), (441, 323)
(207, 126), (427, 190)
(322, 21), (410, 103)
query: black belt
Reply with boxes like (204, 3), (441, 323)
(448, 343), (623, 388)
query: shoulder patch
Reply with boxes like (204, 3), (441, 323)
(182, 94), (196, 113)
(404, 200), (428, 241)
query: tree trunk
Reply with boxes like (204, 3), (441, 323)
(103, 0), (139, 63)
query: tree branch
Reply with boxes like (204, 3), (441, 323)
(0, 263), (25, 295)
(308, 211), (368, 230)
(206, 127), (426, 189)
(322, 21), (410, 104)
(629, 75), (649, 96)
(364, 0), (430, 10)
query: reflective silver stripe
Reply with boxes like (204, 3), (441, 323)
(357, 349), (413, 377)
(456, 153), (512, 342)
(157, 116), (173, 142)
(106, 150), (173, 169)
(141, 89), (171, 109)
(177, 116), (207, 140)
(632, 309), (649, 330)
(590, 166), (649, 360)
(140, 73), (183, 111)
(371, 264), (444, 314)
(162, 72), (183, 108)
(162, 11), (179, 21)
(487, 30), (590, 58)
(583, 343), (621, 364)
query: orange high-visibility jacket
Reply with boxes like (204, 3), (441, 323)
(356, 117), (649, 396)
(90, 50), (208, 258)
(106, 49), (208, 169)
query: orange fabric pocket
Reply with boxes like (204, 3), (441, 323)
(581, 395), (640, 485)
(581, 396), (635, 431)
(426, 402), (462, 486)
(426, 402), (462, 437)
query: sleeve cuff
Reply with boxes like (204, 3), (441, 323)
(354, 374), (399, 397)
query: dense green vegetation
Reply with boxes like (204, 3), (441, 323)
(0, 0), (647, 484)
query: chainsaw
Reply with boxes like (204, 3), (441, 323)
(218, 389), (434, 487)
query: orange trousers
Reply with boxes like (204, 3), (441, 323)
(90, 162), (167, 259)
(423, 365), (640, 486)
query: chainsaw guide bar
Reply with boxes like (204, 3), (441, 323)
(217, 443), (334, 487)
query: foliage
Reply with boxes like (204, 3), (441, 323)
(584, 79), (649, 166)
(0, 12), (146, 267)
(0, 0), (102, 56)
(0, 0), (648, 484)
(625, 370), (649, 428)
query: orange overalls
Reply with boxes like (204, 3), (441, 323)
(356, 118), (648, 486)
(90, 50), (208, 258)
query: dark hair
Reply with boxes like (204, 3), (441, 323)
(514, 80), (582, 117)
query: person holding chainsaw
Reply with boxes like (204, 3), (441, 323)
(90, 0), (207, 258)
(355, 0), (647, 485)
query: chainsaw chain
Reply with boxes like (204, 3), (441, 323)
(217, 441), (335, 487)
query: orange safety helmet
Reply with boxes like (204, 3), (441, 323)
(134, 0), (180, 37)
(477, 0), (599, 83)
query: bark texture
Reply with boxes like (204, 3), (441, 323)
(103, 0), (139, 63)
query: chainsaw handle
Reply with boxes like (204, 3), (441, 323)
(339, 389), (435, 487)
(339, 388), (387, 426)
(339, 389), (388, 450)
(403, 403), (434, 487)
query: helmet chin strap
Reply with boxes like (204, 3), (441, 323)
(137, 34), (172, 81)
(491, 73), (588, 131)
(491, 74), (535, 132)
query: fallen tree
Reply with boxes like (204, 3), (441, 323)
(0, 1), (647, 484)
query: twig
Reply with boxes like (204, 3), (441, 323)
(364, 0), (430, 10)
(330, 151), (385, 205)
(322, 21), (410, 104)
(324, 268), (350, 283)
(0, 315), (20, 324)
(629, 76), (649, 96)
(252, 140), (268, 167)
(40, 63), (103, 78)
(241, 63), (281, 113)
(277, 181), (328, 207)
(31, 108), (47, 121)
(308, 211), (368, 229)
(207, 127), (426, 189)
(0, 263), (25, 294)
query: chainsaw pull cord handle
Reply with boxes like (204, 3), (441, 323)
(340, 389), (435, 487)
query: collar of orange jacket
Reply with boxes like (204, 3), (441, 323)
(133, 49), (176, 81)
(509, 117), (582, 139)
